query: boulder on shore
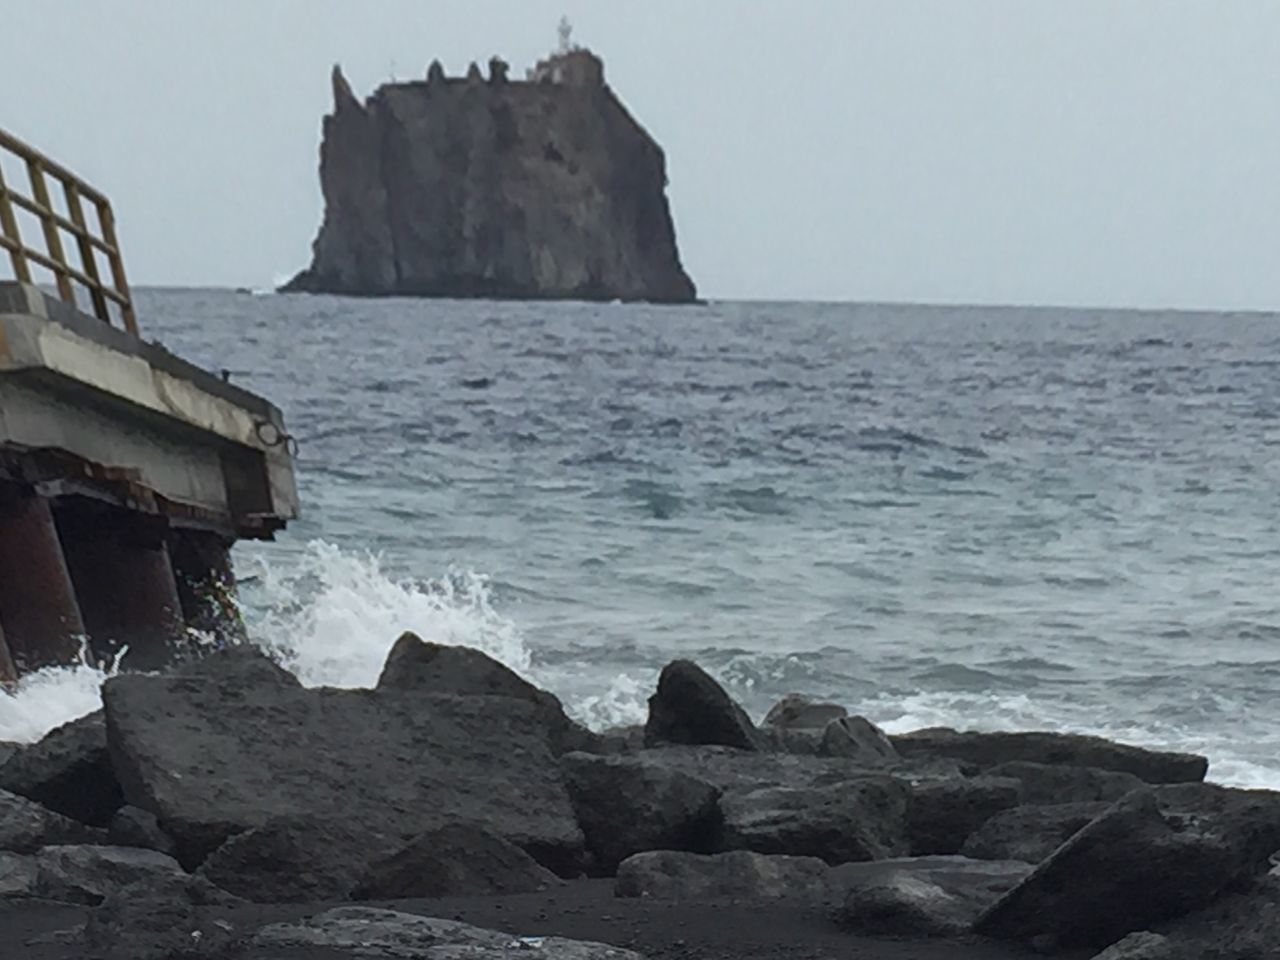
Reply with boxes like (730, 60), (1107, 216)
(890, 728), (1208, 784)
(644, 659), (763, 751)
(974, 790), (1262, 947)
(986, 761), (1146, 805)
(905, 776), (1022, 855)
(830, 856), (1032, 939)
(561, 751), (721, 873)
(719, 777), (910, 863)
(763, 694), (848, 730)
(961, 801), (1110, 863)
(0, 712), (122, 826)
(102, 648), (585, 873)
(377, 632), (598, 754)
(353, 823), (562, 900)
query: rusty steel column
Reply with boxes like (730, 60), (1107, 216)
(59, 517), (186, 672)
(0, 492), (86, 671)
(0, 622), (17, 686)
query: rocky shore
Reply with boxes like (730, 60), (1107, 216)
(0, 634), (1276, 959)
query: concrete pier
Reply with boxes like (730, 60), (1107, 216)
(0, 282), (298, 675)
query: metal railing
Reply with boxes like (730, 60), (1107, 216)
(0, 127), (137, 334)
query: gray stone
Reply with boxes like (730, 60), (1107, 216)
(974, 790), (1253, 947)
(107, 805), (176, 856)
(561, 751), (720, 872)
(988, 761), (1146, 805)
(34, 844), (191, 905)
(198, 815), (395, 903)
(283, 50), (697, 304)
(102, 649), (584, 873)
(1091, 932), (1178, 960)
(353, 823), (561, 900)
(763, 694), (848, 730)
(615, 849), (829, 901)
(253, 906), (649, 959)
(0, 851), (36, 897)
(832, 856), (1032, 938)
(906, 776), (1023, 855)
(891, 728), (1208, 784)
(0, 711), (122, 825)
(818, 716), (899, 764)
(0, 742), (15, 768)
(961, 801), (1110, 863)
(376, 633), (598, 754)
(645, 659), (763, 751)
(0, 787), (104, 852)
(719, 777), (910, 864)
(82, 874), (242, 960)
(1155, 874), (1280, 960)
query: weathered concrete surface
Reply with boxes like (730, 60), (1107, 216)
(0, 283), (298, 531)
(284, 52), (696, 303)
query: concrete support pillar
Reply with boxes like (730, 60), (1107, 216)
(0, 493), (86, 671)
(59, 520), (185, 672)
(169, 530), (247, 648)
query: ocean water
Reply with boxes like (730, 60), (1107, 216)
(3, 289), (1278, 788)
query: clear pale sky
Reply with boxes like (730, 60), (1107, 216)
(3, 2), (1278, 309)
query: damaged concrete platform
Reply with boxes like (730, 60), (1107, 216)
(0, 281), (298, 678)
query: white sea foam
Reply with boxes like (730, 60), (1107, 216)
(242, 540), (531, 688)
(0, 644), (118, 744)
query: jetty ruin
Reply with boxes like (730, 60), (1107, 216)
(284, 28), (697, 303)
(0, 127), (298, 681)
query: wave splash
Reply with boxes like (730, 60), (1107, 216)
(242, 541), (532, 689)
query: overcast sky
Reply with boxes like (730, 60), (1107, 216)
(3, 2), (1278, 309)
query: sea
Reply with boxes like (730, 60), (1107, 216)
(2, 289), (1277, 789)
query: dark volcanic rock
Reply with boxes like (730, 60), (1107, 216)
(763, 695), (848, 730)
(377, 632), (596, 754)
(1155, 874), (1280, 960)
(1091, 932), (1178, 959)
(34, 844), (192, 906)
(831, 856), (1032, 939)
(255, 906), (648, 959)
(891, 728), (1208, 784)
(82, 875), (241, 960)
(0, 743), (15, 768)
(198, 815), (394, 903)
(561, 751), (721, 872)
(974, 790), (1255, 948)
(107, 806), (176, 857)
(719, 777), (910, 864)
(102, 649), (584, 873)
(615, 849), (830, 901)
(818, 716), (899, 764)
(644, 660), (763, 751)
(987, 760), (1146, 804)
(353, 823), (561, 900)
(0, 851), (36, 897)
(906, 776), (1023, 855)
(0, 788), (104, 852)
(961, 801), (1110, 863)
(284, 50), (696, 304)
(0, 712), (122, 825)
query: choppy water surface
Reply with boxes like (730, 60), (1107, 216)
(5, 290), (1278, 786)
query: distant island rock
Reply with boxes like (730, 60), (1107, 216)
(282, 46), (697, 303)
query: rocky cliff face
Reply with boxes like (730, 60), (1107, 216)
(284, 51), (697, 303)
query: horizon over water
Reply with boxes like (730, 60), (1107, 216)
(2, 288), (1277, 789)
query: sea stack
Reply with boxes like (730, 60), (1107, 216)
(283, 42), (697, 303)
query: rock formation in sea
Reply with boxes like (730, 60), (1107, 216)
(283, 45), (697, 303)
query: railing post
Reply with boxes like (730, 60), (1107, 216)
(95, 198), (137, 334)
(0, 163), (32, 284)
(25, 157), (75, 303)
(63, 181), (109, 322)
